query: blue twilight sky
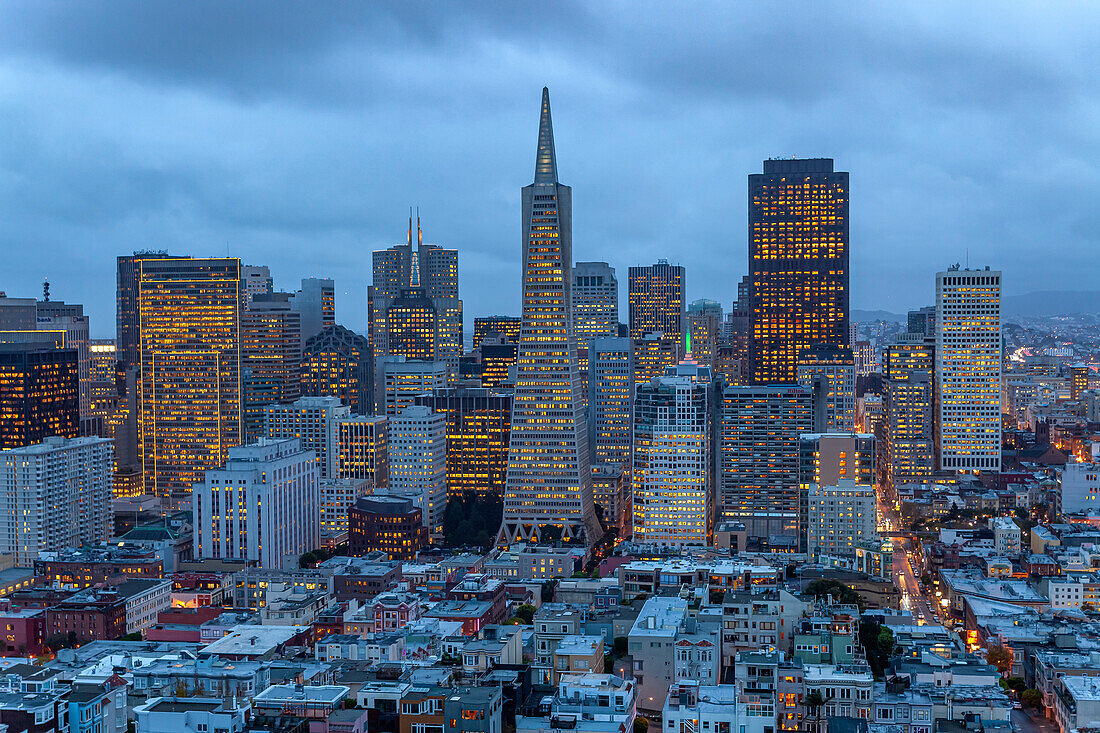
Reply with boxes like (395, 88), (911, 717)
(1, 2), (1098, 337)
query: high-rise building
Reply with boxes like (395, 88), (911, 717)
(632, 358), (713, 548)
(0, 436), (113, 567)
(572, 262), (619, 349)
(935, 267), (1002, 472)
(192, 438), (319, 569)
(473, 316), (522, 346)
(0, 338), (79, 450)
(796, 344), (856, 432)
(117, 252), (190, 376)
(479, 336), (517, 389)
(389, 406), (446, 539)
(87, 339), (119, 423)
(240, 265), (273, 307)
(414, 387), (512, 500)
(319, 478), (372, 537)
(908, 306), (936, 338)
(805, 480), (876, 561)
(882, 333), (934, 382)
(137, 257), (243, 503)
(853, 340), (876, 377)
(301, 325), (372, 415)
(629, 260), (685, 343)
(591, 464), (630, 538)
(1071, 364), (1091, 401)
(0, 296), (37, 330)
(375, 356), (447, 418)
(748, 158), (849, 384)
(632, 332), (681, 387)
(497, 88), (600, 546)
(368, 218), (461, 375)
(290, 277), (336, 346)
(35, 301), (92, 416)
(718, 385), (813, 541)
(242, 292), (302, 441)
(588, 337), (633, 467)
(348, 496), (427, 561)
(264, 396), (352, 479)
(685, 299), (722, 369)
(333, 414), (388, 485)
(884, 373), (934, 487)
(797, 432), (875, 552)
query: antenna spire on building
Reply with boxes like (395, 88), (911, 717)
(534, 87), (558, 184)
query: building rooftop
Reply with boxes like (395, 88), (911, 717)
(198, 625), (308, 657)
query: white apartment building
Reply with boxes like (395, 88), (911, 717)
(936, 267), (1002, 472)
(632, 359), (712, 548)
(0, 436), (113, 567)
(122, 578), (174, 634)
(193, 438), (319, 569)
(805, 479), (877, 560)
(663, 681), (768, 733)
(389, 406), (446, 538)
(990, 516), (1021, 556)
(1061, 462), (1100, 515)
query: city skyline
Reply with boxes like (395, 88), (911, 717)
(3, 4), (1096, 336)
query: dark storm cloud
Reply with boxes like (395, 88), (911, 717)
(1, 1), (1098, 335)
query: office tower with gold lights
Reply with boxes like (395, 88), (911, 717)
(632, 332), (681, 387)
(479, 335), (517, 388)
(749, 158), (849, 384)
(935, 267), (1002, 472)
(796, 344), (856, 432)
(474, 316), (521, 346)
(632, 357), (713, 548)
(415, 386), (513, 501)
(35, 301), (92, 417)
(497, 88), (600, 546)
(301, 325), (372, 415)
(242, 292), (302, 441)
(138, 257), (243, 504)
(629, 260), (685, 344)
(0, 338), (79, 450)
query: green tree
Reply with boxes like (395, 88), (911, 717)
(806, 579), (865, 609)
(986, 645), (1014, 675)
(613, 636), (628, 656)
(513, 604), (537, 625)
(1004, 677), (1026, 693)
(1020, 688), (1042, 709)
(633, 718), (649, 733)
(805, 690), (825, 710)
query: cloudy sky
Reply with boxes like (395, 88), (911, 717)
(1, 2), (1098, 337)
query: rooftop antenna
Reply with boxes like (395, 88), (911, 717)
(407, 207), (413, 248)
(417, 207), (422, 247)
(42, 276), (50, 302)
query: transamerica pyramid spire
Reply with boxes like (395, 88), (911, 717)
(534, 87), (558, 184)
(497, 88), (601, 548)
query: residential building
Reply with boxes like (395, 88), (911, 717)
(137, 257), (243, 503)
(592, 463), (630, 538)
(552, 635), (604, 683)
(628, 260), (685, 344)
(935, 267), (1002, 472)
(1061, 462), (1100, 515)
(301, 325), (372, 415)
(0, 436), (112, 566)
(497, 88), (600, 546)
(719, 385), (813, 541)
(134, 697), (250, 733)
(632, 358), (713, 548)
(805, 480), (877, 560)
(518, 674), (635, 733)
(192, 438), (320, 569)
(389, 406), (446, 538)
(991, 517), (1021, 556)
(749, 158), (849, 384)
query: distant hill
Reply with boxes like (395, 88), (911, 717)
(1002, 291), (1100, 317)
(852, 309), (905, 323)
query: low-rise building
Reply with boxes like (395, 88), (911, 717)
(552, 635), (604, 683)
(134, 697), (250, 733)
(518, 673), (635, 733)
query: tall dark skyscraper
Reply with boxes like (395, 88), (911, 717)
(117, 252), (191, 376)
(749, 158), (849, 384)
(0, 339), (79, 449)
(628, 260), (685, 343)
(497, 88), (600, 546)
